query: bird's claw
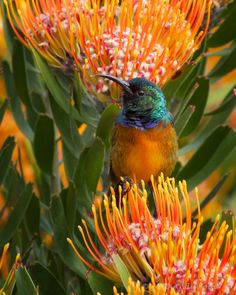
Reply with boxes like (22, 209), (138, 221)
(118, 176), (133, 196)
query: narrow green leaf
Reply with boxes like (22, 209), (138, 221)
(16, 266), (38, 295)
(177, 126), (230, 180)
(113, 254), (132, 291)
(9, 95), (34, 141)
(208, 4), (236, 47)
(50, 195), (87, 277)
(175, 105), (195, 137)
(208, 43), (236, 79)
(181, 78), (209, 137)
(65, 183), (78, 233)
(163, 63), (198, 100)
(0, 136), (15, 185)
(2, 61), (34, 141)
(25, 194), (40, 238)
(33, 115), (54, 174)
(88, 272), (114, 295)
(32, 50), (95, 126)
(177, 127), (236, 190)
(74, 148), (92, 207)
(0, 184), (33, 247)
(49, 95), (83, 156)
(0, 99), (8, 124)
(12, 40), (32, 107)
(205, 90), (236, 116)
(29, 263), (66, 295)
(187, 130), (236, 190)
(62, 140), (79, 180)
(96, 104), (120, 148)
(32, 49), (70, 113)
(179, 85), (236, 155)
(85, 137), (105, 194)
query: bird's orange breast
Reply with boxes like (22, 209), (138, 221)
(110, 123), (178, 183)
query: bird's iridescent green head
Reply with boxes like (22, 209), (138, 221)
(97, 74), (173, 130)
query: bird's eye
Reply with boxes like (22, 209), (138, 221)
(138, 90), (145, 96)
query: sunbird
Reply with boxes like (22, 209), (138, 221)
(98, 74), (178, 187)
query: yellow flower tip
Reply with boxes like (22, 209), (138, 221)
(78, 226), (83, 233)
(15, 253), (21, 263)
(82, 219), (86, 225)
(110, 186), (115, 196)
(215, 214), (221, 222)
(92, 204), (96, 213)
(3, 243), (10, 252)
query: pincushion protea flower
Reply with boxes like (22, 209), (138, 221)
(68, 174), (236, 294)
(4, 0), (79, 70)
(5, 0), (211, 100)
(71, 0), (212, 100)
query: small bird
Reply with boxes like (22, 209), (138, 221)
(98, 74), (178, 186)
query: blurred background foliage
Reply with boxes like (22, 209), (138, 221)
(0, 0), (236, 294)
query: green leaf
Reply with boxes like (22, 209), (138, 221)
(16, 266), (38, 295)
(33, 115), (54, 174)
(88, 272), (114, 295)
(177, 126), (236, 190)
(2, 61), (34, 141)
(96, 104), (120, 148)
(0, 184), (33, 247)
(74, 137), (105, 206)
(163, 63), (198, 100)
(74, 149), (92, 207)
(0, 99), (8, 124)
(205, 89), (236, 116)
(179, 85), (236, 155)
(175, 105), (195, 137)
(12, 40), (32, 107)
(85, 137), (105, 194)
(113, 254), (132, 291)
(50, 195), (87, 277)
(29, 263), (66, 295)
(0, 136), (15, 185)
(65, 183), (78, 233)
(32, 49), (70, 112)
(49, 95), (83, 156)
(181, 78), (209, 137)
(25, 194), (40, 238)
(9, 95), (34, 141)
(62, 140), (79, 180)
(32, 50), (95, 126)
(208, 4), (236, 47)
(208, 43), (236, 80)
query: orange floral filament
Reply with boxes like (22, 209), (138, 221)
(68, 174), (236, 294)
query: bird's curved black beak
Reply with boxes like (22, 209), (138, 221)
(95, 74), (133, 94)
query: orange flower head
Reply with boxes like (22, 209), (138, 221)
(70, 0), (211, 100)
(68, 174), (236, 294)
(5, 0), (211, 100)
(4, 0), (80, 71)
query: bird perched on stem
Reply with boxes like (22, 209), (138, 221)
(98, 74), (178, 187)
